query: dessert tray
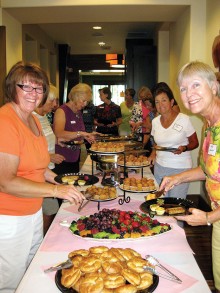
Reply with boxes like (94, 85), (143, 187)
(54, 173), (99, 186)
(68, 209), (172, 241)
(85, 186), (118, 202)
(140, 197), (195, 216)
(119, 184), (156, 193)
(119, 177), (157, 193)
(54, 246), (159, 293)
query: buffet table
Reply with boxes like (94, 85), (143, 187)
(16, 156), (211, 293)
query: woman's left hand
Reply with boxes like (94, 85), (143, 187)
(83, 132), (96, 143)
(173, 146), (186, 155)
(175, 208), (207, 226)
(50, 154), (65, 164)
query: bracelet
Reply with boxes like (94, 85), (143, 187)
(206, 212), (212, 226)
(53, 185), (58, 198)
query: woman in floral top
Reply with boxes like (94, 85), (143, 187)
(160, 61), (220, 293)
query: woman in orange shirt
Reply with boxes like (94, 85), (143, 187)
(0, 61), (84, 292)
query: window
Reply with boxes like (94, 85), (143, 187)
(93, 85), (125, 106)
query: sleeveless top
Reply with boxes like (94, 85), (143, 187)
(55, 104), (85, 162)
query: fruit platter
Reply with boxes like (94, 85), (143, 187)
(69, 208), (171, 240)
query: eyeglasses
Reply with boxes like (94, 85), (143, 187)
(16, 84), (46, 94)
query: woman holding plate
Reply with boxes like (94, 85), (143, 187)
(148, 82), (199, 199)
(159, 61), (220, 293)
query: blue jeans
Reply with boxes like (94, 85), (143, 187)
(154, 162), (190, 199)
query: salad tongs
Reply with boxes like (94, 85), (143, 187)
(44, 258), (72, 273)
(144, 255), (182, 283)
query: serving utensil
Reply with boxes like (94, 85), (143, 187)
(44, 259), (72, 273)
(144, 255), (182, 283)
(152, 188), (165, 198)
(78, 195), (93, 212)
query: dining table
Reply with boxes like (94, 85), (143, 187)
(15, 155), (211, 293)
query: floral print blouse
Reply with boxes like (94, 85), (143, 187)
(200, 122), (220, 209)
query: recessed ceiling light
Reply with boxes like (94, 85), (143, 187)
(98, 42), (106, 46)
(93, 26), (102, 30)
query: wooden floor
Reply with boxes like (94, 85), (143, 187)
(184, 194), (215, 292)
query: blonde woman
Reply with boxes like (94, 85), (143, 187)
(160, 61), (220, 292)
(53, 83), (95, 174)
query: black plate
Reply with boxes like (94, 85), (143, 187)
(140, 197), (195, 216)
(153, 146), (178, 152)
(54, 173), (99, 186)
(55, 269), (159, 293)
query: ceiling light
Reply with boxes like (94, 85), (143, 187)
(98, 42), (106, 46)
(93, 26), (102, 30)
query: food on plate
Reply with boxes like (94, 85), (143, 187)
(78, 180), (86, 186)
(67, 179), (75, 185)
(155, 207), (165, 216)
(60, 246), (154, 292)
(61, 175), (79, 183)
(122, 177), (156, 192)
(117, 154), (149, 166)
(69, 208), (171, 239)
(165, 206), (186, 215)
(145, 193), (156, 201)
(149, 204), (159, 212)
(86, 186), (117, 200)
(90, 142), (125, 152)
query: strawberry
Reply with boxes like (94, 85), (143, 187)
(131, 221), (140, 228)
(77, 223), (86, 231)
(112, 226), (120, 234)
(123, 219), (131, 226)
(91, 228), (99, 234)
(124, 214), (131, 220)
(121, 226), (128, 232)
(139, 225), (149, 232)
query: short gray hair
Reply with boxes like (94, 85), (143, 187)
(177, 61), (220, 97)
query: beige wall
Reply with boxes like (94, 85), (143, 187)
(206, 0), (220, 70)
(2, 9), (22, 71)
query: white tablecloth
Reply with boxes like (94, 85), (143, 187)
(16, 156), (211, 293)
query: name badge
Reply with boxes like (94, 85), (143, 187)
(83, 110), (88, 114)
(99, 106), (104, 109)
(71, 121), (76, 124)
(173, 123), (183, 132)
(208, 144), (217, 156)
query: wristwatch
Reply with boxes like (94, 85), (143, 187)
(206, 212), (212, 226)
(76, 131), (81, 137)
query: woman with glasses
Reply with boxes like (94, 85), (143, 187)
(53, 83), (95, 174)
(0, 61), (84, 292)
